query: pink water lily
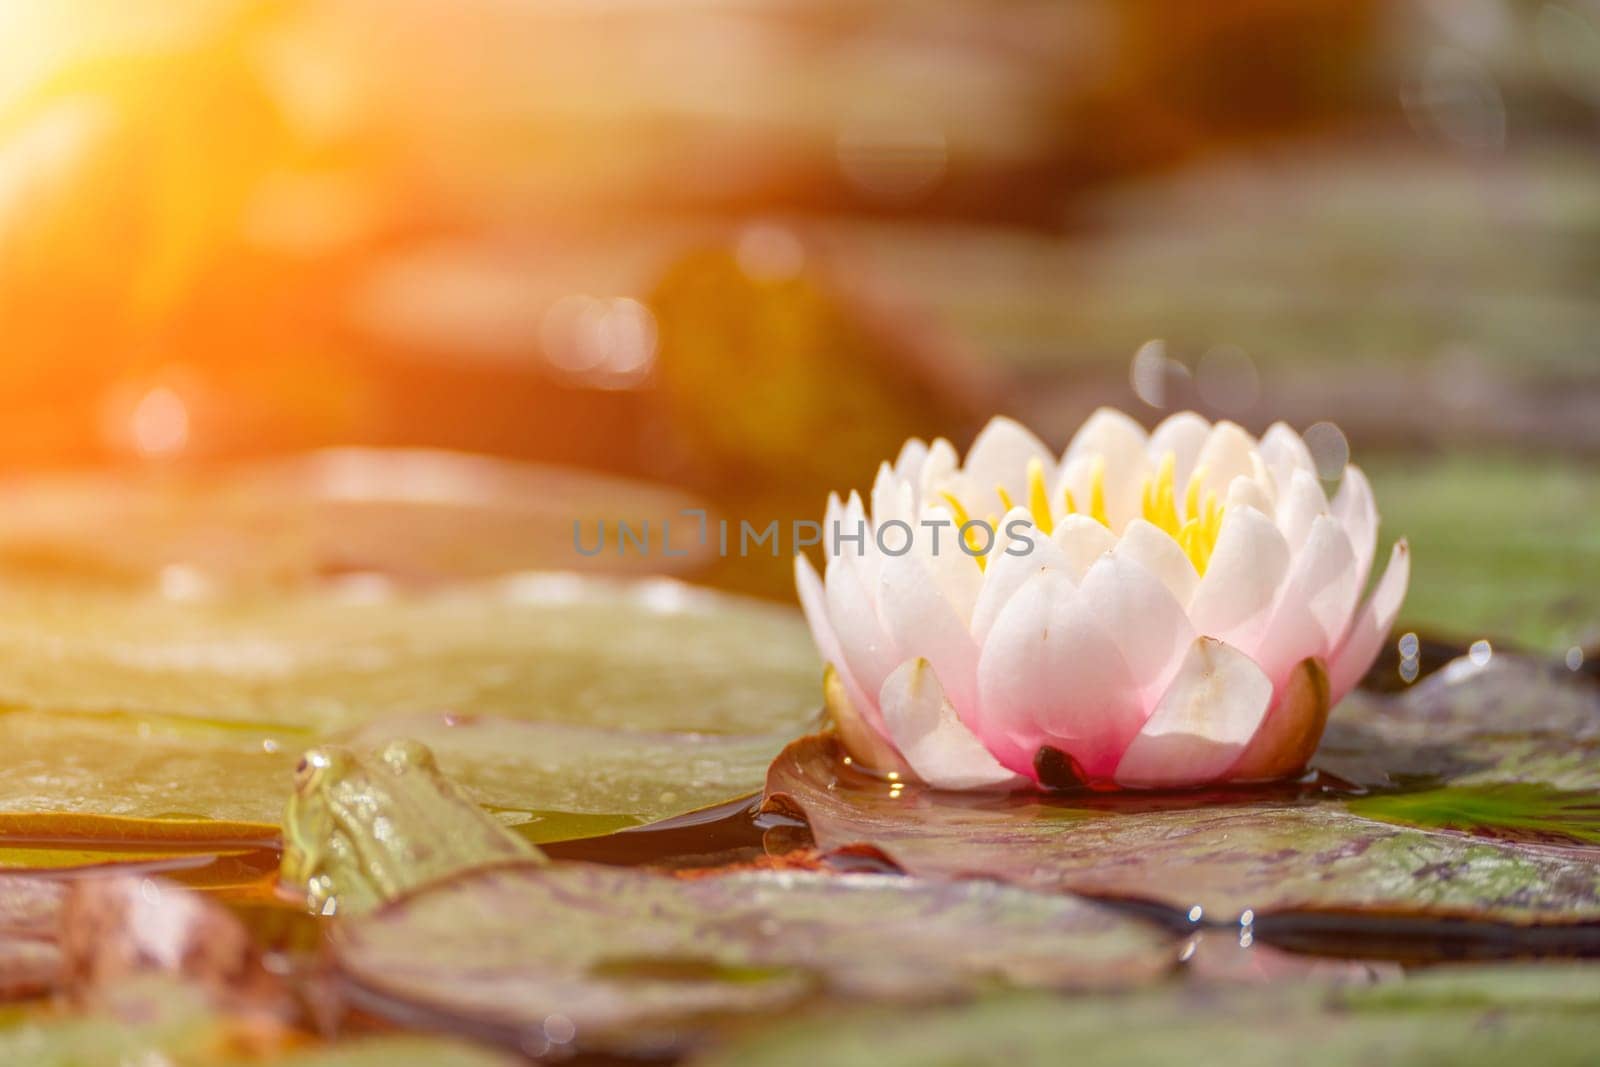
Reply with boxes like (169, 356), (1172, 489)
(794, 409), (1409, 791)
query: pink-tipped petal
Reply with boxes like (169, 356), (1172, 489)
(1226, 657), (1331, 782)
(1332, 464), (1379, 595)
(1079, 551), (1197, 706)
(823, 552), (899, 725)
(1252, 516), (1361, 688)
(1327, 539), (1411, 703)
(1188, 504), (1290, 648)
(971, 516), (1067, 644)
(1113, 637), (1274, 789)
(976, 569), (1145, 779)
(879, 659), (1023, 791)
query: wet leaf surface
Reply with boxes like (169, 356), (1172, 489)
(764, 657), (1600, 924)
(332, 862), (1178, 1056)
(694, 963), (1600, 1067)
(0, 575), (819, 848)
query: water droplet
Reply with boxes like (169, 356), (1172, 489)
(1398, 632), (1420, 658)
(1567, 646), (1585, 672)
(1469, 639), (1493, 666)
(1187, 905), (1203, 923)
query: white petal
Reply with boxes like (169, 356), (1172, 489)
(1190, 421), (1257, 501)
(876, 551), (981, 722)
(1276, 468), (1329, 556)
(971, 516), (1067, 644)
(977, 569), (1146, 779)
(918, 438), (960, 508)
(893, 437), (930, 483)
(1252, 516), (1361, 688)
(1225, 473), (1275, 517)
(1332, 464), (1378, 597)
(1146, 411), (1212, 488)
(1115, 519), (1199, 606)
(1061, 407), (1149, 529)
(1079, 552), (1196, 705)
(824, 661), (909, 774)
(1187, 504), (1290, 649)
(879, 659), (1022, 791)
(842, 490), (878, 588)
(795, 554), (872, 714)
(822, 552), (899, 721)
(1113, 637), (1274, 789)
(962, 416), (1054, 505)
(1049, 514), (1117, 581)
(870, 463), (915, 532)
(1327, 540), (1411, 703)
(1259, 422), (1315, 498)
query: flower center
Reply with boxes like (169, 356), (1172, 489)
(936, 451), (1227, 576)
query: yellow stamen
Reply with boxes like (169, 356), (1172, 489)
(1184, 465), (1209, 522)
(1026, 458), (1053, 535)
(1089, 456), (1109, 528)
(1176, 490), (1226, 576)
(939, 491), (993, 571)
(1063, 487), (1078, 516)
(996, 485), (1015, 512)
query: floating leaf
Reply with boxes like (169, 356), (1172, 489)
(695, 964), (1600, 1067)
(0, 574), (817, 735)
(1347, 785), (1600, 847)
(332, 862), (1177, 1056)
(345, 714), (803, 843)
(763, 731), (1600, 924)
(0, 576), (818, 854)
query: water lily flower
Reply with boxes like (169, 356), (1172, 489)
(794, 409), (1409, 791)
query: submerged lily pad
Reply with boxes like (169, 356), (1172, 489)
(695, 963), (1600, 1067)
(333, 863), (1177, 1056)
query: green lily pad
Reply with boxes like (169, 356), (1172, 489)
(344, 714), (803, 843)
(765, 657), (1600, 923)
(332, 862), (1177, 1056)
(0, 574), (817, 734)
(0, 575), (819, 847)
(694, 963), (1600, 1067)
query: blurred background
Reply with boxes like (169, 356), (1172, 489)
(0, 0), (1596, 658)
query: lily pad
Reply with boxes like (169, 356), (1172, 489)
(0, 575), (819, 847)
(332, 862), (1177, 1056)
(345, 714), (804, 843)
(694, 963), (1600, 1067)
(764, 655), (1600, 925)
(0, 448), (710, 587)
(0, 574), (817, 735)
